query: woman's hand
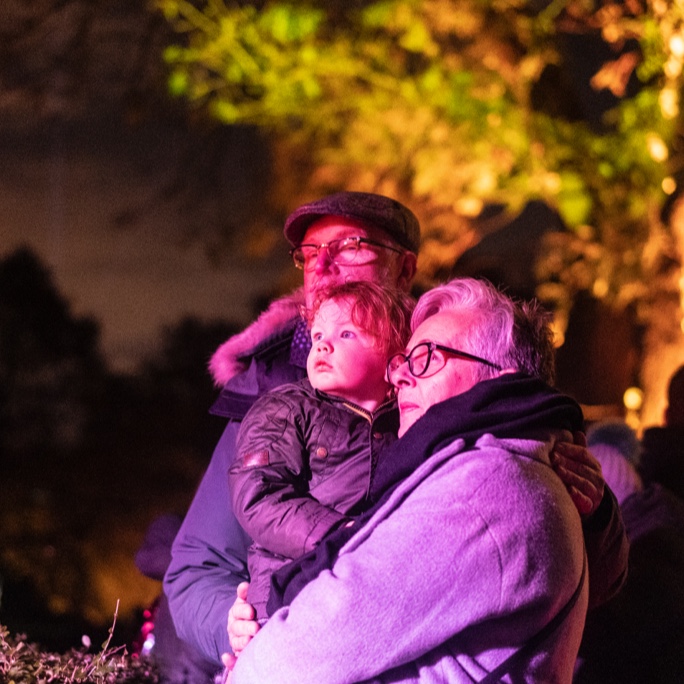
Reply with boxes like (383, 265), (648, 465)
(551, 432), (605, 518)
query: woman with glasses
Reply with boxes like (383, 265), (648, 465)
(228, 278), (593, 684)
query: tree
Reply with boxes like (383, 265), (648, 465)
(0, 248), (114, 640)
(138, 315), (240, 453)
(0, 250), (240, 638)
(158, 0), (684, 425)
(0, 247), (106, 456)
(0, 0), (171, 123)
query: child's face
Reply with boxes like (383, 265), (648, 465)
(307, 297), (390, 409)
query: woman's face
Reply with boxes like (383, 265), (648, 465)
(393, 309), (485, 437)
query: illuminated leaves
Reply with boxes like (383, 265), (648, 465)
(158, 0), (684, 312)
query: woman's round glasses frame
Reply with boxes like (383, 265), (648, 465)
(387, 341), (501, 385)
(291, 236), (403, 270)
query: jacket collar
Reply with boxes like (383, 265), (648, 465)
(209, 287), (305, 385)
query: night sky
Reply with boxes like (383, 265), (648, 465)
(0, 1), (299, 374)
(0, 119), (294, 373)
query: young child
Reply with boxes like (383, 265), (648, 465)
(228, 281), (414, 622)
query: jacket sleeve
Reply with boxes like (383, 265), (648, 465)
(583, 485), (630, 609)
(163, 421), (249, 667)
(230, 393), (348, 559)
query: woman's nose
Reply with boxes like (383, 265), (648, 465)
(389, 360), (413, 388)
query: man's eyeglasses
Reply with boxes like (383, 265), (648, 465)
(387, 341), (501, 385)
(291, 236), (403, 271)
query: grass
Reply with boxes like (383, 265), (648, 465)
(0, 602), (158, 683)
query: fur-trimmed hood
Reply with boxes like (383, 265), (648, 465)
(209, 288), (305, 386)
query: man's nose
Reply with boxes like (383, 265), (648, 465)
(313, 246), (335, 274)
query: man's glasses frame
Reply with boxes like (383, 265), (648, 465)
(291, 236), (404, 271)
(387, 341), (501, 384)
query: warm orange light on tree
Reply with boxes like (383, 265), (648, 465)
(157, 0), (684, 425)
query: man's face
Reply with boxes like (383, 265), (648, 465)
(307, 297), (389, 409)
(394, 309), (488, 437)
(300, 216), (411, 309)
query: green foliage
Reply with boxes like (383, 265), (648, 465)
(158, 0), (530, 144)
(160, 2), (327, 124)
(0, 618), (158, 683)
(158, 0), (684, 314)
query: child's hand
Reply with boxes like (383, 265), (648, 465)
(221, 653), (237, 683)
(227, 581), (260, 657)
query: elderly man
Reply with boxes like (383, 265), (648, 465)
(164, 192), (626, 672)
(229, 278), (590, 683)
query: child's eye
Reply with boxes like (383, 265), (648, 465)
(341, 330), (356, 339)
(312, 331), (323, 342)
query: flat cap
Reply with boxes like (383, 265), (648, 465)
(284, 191), (420, 254)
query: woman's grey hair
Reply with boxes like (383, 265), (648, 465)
(411, 278), (556, 384)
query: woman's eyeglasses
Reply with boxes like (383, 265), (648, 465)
(387, 341), (501, 385)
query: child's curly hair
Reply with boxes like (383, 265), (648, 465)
(307, 282), (415, 359)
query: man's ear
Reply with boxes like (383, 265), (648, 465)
(396, 251), (418, 291)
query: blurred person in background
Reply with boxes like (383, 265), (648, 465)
(574, 420), (684, 683)
(135, 514), (218, 684)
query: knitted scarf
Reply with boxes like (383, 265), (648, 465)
(267, 372), (583, 615)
